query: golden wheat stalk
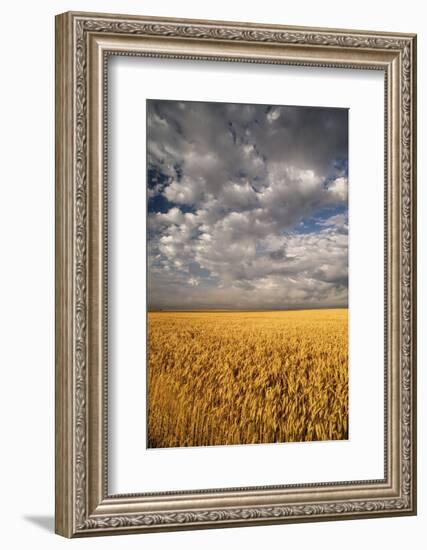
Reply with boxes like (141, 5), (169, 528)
(147, 309), (348, 448)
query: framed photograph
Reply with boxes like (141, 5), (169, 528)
(55, 11), (417, 537)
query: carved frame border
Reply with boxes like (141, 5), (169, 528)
(55, 11), (416, 537)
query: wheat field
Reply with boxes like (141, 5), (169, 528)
(147, 309), (348, 448)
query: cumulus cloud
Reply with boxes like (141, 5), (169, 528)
(147, 99), (348, 310)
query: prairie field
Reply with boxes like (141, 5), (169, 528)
(147, 309), (348, 448)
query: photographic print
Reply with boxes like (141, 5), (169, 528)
(147, 99), (349, 449)
(56, 13), (417, 535)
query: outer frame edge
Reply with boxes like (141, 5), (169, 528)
(55, 11), (76, 539)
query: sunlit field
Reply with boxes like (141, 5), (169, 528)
(147, 309), (348, 448)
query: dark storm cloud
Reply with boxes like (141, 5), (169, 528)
(147, 100), (348, 310)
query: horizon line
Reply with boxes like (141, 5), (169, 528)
(148, 306), (348, 313)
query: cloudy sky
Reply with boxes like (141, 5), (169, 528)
(147, 100), (348, 311)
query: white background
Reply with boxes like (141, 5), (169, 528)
(0, 1), (424, 548)
(109, 59), (384, 493)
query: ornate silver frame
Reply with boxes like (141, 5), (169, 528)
(55, 11), (417, 537)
